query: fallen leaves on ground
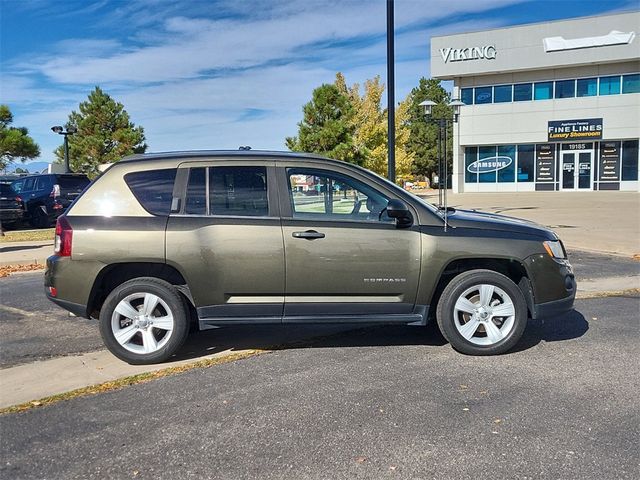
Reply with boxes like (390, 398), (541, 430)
(0, 263), (45, 277)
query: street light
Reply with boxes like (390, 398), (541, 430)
(418, 99), (465, 231)
(51, 125), (77, 173)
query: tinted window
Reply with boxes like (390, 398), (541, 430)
(209, 166), (268, 216)
(56, 175), (90, 192)
(576, 78), (597, 97)
(622, 140), (639, 181)
(11, 179), (24, 193)
(474, 86), (492, 104)
(497, 145), (516, 182)
(125, 169), (177, 215)
(288, 169), (390, 222)
(599, 76), (620, 95)
(493, 85), (512, 103)
(34, 176), (52, 191)
(622, 74), (640, 94)
(465, 147), (478, 183)
(554, 79), (575, 98)
(461, 88), (474, 105)
(513, 83), (532, 101)
(534, 82), (553, 100)
(517, 145), (534, 182)
(22, 177), (35, 192)
(0, 184), (17, 196)
(184, 167), (206, 214)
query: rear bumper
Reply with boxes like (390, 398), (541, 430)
(44, 288), (89, 318)
(0, 209), (24, 222)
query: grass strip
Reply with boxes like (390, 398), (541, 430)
(0, 349), (268, 415)
(0, 228), (54, 243)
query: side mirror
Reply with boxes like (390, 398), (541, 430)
(386, 199), (412, 228)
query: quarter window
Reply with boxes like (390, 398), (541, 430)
(288, 169), (390, 222)
(125, 169), (177, 215)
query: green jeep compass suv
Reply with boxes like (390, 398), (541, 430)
(45, 151), (576, 364)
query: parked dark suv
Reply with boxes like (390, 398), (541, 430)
(0, 183), (25, 227)
(45, 151), (576, 364)
(12, 173), (90, 228)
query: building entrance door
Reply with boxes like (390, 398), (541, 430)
(561, 151), (593, 190)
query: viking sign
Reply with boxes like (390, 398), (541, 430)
(467, 156), (513, 174)
(440, 45), (497, 63)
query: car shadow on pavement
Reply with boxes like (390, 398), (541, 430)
(0, 245), (51, 253)
(512, 308), (589, 353)
(172, 323), (448, 362)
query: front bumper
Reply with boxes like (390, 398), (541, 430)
(533, 275), (576, 319)
(526, 253), (576, 319)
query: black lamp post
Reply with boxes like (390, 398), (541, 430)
(51, 125), (77, 173)
(418, 99), (464, 231)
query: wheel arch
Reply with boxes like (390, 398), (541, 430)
(428, 257), (534, 319)
(87, 262), (195, 318)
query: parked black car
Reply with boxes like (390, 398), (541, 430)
(0, 183), (25, 227)
(11, 174), (90, 228)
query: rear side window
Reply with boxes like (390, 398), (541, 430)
(125, 169), (177, 215)
(183, 166), (268, 216)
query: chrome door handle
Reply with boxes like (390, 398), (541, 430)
(292, 230), (325, 240)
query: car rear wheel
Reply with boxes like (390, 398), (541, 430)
(99, 277), (190, 365)
(436, 269), (527, 355)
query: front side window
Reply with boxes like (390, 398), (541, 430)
(599, 76), (621, 95)
(125, 168), (177, 215)
(513, 83), (532, 101)
(555, 79), (575, 99)
(288, 169), (390, 222)
(577, 78), (597, 97)
(534, 81), (553, 100)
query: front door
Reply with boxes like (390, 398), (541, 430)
(561, 151), (593, 190)
(279, 166), (422, 321)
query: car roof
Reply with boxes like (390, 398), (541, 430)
(121, 150), (340, 164)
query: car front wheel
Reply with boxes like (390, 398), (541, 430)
(99, 277), (190, 365)
(436, 269), (528, 355)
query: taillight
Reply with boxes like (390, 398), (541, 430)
(54, 216), (73, 256)
(50, 184), (61, 198)
(16, 196), (22, 203)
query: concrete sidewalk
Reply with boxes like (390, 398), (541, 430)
(0, 240), (52, 266)
(1, 276), (637, 409)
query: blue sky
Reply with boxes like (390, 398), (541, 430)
(1, 0), (636, 167)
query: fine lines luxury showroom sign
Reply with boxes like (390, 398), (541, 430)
(548, 118), (603, 141)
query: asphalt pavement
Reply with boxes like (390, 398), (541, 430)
(1, 251), (637, 368)
(1, 294), (638, 480)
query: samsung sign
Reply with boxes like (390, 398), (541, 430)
(467, 156), (513, 174)
(440, 45), (497, 63)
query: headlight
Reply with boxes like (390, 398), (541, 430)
(543, 240), (566, 259)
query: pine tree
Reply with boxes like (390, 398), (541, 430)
(55, 87), (147, 177)
(406, 78), (452, 180)
(286, 82), (365, 165)
(0, 105), (40, 170)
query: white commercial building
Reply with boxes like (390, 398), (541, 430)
(431, 11), (640, 193)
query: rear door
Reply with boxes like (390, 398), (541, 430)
(166, 160), (285, 324)
(278, 165), (422, 321)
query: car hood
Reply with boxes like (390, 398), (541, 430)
(444, 209), (558, 240)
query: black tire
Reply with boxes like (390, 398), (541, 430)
(30, 206), (50, 228)
(436, 269), (527, 356)
(99, 277), (190, 365)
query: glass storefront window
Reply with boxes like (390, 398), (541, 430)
(497, 145), (516, 182)
(517, 145), (535, 182)
(599, 76), (621, 95)
(465, 147), (478, 183)
(621, 140), (639, 181)
(494, 85), (512, 103)
(513, 83), (532, 101)
(461, 88), (474, 105)
(555, 79), (575, 98)
(576, 78), (597, 97)
(534, 82), (553, 100)
(622, 74), (640, 94)
(478, 146), (497, 183)
(474, 86), (492, 104)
